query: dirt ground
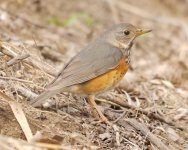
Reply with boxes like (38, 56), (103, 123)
(0, 0), (188, 150)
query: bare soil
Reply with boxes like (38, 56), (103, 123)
(0, 0), (188, 149)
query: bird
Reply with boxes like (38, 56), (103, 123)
(31, 23), (151, 124)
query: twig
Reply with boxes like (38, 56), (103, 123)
(112, 124), (120, 146)
(113, 111), (126, 123)
(0, 53), (30, 69)
(125, 119), (171, 150)
(15, 85), (38, 100)
(35, 142), (97, 150)
(0, 76), (33, 83)
(0, 79), (38, 100)
(122, 137), (139, 148)
(0, 41), (58, 76)
(99, 95), (186, 131)
(0, 42), (17, 56)
(95, 98), (119, 106)
(0, 135), (87, 150)
(38, 44), (63, 62)
(122, 90), (140, 107)
(6, 53), (30, 66)
(0, 135), (36, 150)
(0, 91), (33, 142)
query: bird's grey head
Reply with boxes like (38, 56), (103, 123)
(102, 23), (151, 50)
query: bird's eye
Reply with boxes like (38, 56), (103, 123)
(124, 30), (130, 35)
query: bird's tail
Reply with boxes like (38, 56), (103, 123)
(30, 89), (60, 107)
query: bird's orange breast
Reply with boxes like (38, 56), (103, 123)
(75, 58), (128, 94)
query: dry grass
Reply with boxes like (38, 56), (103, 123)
(0, 0), (188, 149)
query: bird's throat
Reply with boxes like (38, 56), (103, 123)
(109, 40), (133, 65)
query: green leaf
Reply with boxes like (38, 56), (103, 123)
(63, 12), (95, 27)
(48, 16), (63, 27)
(63, 14), (78, 27)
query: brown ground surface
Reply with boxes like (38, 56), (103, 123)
(0, 0), (188, 150)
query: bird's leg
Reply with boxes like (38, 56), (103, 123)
(88, 95), (111, 125)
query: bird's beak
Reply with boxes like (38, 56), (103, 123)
(135, 29), (152, 37)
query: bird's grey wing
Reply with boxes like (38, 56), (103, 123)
(48, 41), (123, 90)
